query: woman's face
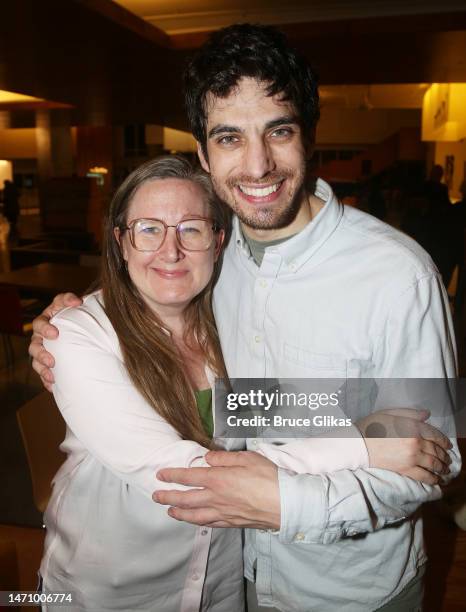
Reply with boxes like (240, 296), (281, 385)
(117, 178), (224, 320)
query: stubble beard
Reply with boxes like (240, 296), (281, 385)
(211, 168), (307, 231)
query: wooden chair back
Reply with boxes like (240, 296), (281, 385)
(17, 392), (66, 513)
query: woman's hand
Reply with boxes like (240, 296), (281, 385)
(357, 408), (452, 485)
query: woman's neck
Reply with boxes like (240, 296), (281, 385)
(146, 301), (186, 338)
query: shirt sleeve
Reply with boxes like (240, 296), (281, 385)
(45, 304), (210, 501)
(274, 272), (461, 543)
(254, 434), (369, 473)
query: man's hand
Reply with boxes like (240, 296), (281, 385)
(28, 292), (82, 390)
(153, 451), (280, 529)
(356, 408), (452, 485)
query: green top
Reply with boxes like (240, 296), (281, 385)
(195, 388), (213, 438)
(242, 228), (297, 266)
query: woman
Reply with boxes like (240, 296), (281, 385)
(40, 156), (244, 611)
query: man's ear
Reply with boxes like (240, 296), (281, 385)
(197, 142), (210, 173)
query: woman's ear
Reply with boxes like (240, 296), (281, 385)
(114, 227), (128, 262)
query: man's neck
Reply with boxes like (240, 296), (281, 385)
(241, 191), (325, 242)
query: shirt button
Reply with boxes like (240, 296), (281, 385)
(201, 529), (209, 536)
(192, 573), (200, 581)
(250, 439), (258, 446)
(294, 532), (305, 541)
(289, 262), (296, 271)
(259, 279), (267, 288)
(254, 335), (261, 343)
(259, 529), (266, 533)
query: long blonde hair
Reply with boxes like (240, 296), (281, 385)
(101, 156), (230, 447)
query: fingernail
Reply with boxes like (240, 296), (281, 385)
(152, 492), (160, 502)
(157, 472), (166, 482)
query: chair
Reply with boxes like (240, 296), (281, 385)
(0, 285), (39, 368)
(17, 392), (66, 513)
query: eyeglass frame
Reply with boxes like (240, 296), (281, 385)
(118, 216), (221, 252)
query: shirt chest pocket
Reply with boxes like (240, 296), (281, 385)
(283, 344), (374, 378)
(283, 343), (348, 377)
(282, 344), (376, 420)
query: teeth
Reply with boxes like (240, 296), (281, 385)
(239, 182), (281, 197)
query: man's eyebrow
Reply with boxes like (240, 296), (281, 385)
(265, 116), (299, 130)
(208, 125), (243, 139)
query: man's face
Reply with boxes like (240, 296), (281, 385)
(198, 77), (310, 237)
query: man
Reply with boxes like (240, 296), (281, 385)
(31, 25), (459, 612)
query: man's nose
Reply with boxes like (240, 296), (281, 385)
(157, 227), (184, 261)
(243, 137), (276, 179)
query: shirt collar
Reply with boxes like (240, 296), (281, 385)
(232, 178), (343, 271)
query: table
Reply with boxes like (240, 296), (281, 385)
(0, 263), (99, 297)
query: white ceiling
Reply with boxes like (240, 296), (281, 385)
(114, 0), (466, 34)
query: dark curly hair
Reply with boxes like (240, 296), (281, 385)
(184, 23), (320, 157)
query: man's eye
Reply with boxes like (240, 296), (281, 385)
(217, 135), (239, 145)
(271, 127), (293, 138)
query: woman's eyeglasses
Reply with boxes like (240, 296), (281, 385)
(119, 217), (219, 252)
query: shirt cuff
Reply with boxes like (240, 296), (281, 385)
(277, 468), (327, 544)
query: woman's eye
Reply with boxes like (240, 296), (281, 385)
(141, 226), (161, 234)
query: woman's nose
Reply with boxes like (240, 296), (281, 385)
(157, 227), (184, 261)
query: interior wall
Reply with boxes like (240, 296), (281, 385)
(0, 160), (13, 184)
(163, 127), (197, 152)
(316, 108), (421, 145)
(0, 129), (37, 158)
(434, 139), (466, 200)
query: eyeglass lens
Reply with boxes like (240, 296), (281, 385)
(132, 219), (214, 251)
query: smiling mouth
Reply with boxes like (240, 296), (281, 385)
(237, 181), (284, 197)
(152, 268), (188, 279)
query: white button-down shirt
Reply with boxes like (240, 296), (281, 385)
(41, 293), (244, 612)
(213, 179), (461, 612)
